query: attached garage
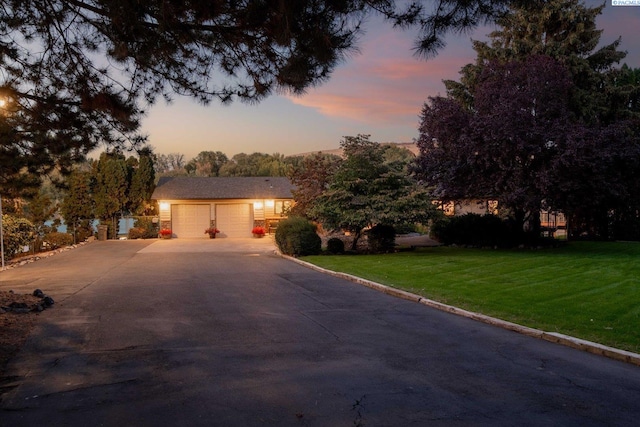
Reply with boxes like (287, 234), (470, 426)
(216, 204), (252, 238)
(152, 177), (295, 239)
(171, 204), (210, 238)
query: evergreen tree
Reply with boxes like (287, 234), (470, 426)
(0, 1), (521, 194)
(60, 169), (95, 243)
(93, 152), (129, 238)
(24, 189), (57, 238)
(128, 150), (156, 215)
(444, 0), (630, 123)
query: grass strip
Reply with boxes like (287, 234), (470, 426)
(302, 241), (640, 353)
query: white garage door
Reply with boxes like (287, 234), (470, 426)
(216, 204), (252, 238)
(171, 204), (210, 238)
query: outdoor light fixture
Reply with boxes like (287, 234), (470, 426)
(265, 199), (275, 208)
(159, 202), (170, 211)
(254, 201), (263, 209)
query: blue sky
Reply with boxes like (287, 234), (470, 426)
(141, 2), (640, 160)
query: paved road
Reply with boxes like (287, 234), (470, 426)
(1, 239), (639, 426)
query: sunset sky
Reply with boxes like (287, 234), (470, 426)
(141, 2), (640, 160)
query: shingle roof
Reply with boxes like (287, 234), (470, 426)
(151, 176), (296, 200)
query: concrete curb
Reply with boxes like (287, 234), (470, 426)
(281, 253), (640, 367)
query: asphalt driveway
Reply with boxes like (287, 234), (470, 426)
(1, 239), (640, 426)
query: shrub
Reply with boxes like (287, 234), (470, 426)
(326, 237), (345, 254)
(367, 224), (396, 253)
(74, 219), (95, 242)
(275, 217), (321, 256)
(133, 217), (159, 238)
(251, 226), (266, 236)
(43, 232), (74, 249)
(128, 227), (146, 239)
(431, 213), (513, 247)
(2, 215), (35, 259)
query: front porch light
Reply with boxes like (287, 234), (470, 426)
(159, 202), (170, 211)
(265, 199), (275, 208)
(254, 201), (263, 209)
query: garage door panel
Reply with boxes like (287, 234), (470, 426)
(216, 204), (252, 238)
(172, 204), (210, 238)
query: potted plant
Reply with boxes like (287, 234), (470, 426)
(205, 227), (220, 238)
(252, 226), (266, 238)
(159, 229), (172, 239)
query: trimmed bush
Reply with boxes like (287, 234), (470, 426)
(326, 237), (345, 254)
(275, 217), (321, 256)
(132, 217), (158, 238)
(128, 227), (146, 239)
(431, 213), (513, 247)
(43, 232), (74, 249)
(367, 224), (396, 253)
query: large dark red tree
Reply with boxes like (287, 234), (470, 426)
(417, 55), (640, 239)
(416, 55), (576, 235)
(416, 0), (640, 240)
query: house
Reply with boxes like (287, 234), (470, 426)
(151, 176), (295, 238)
(437, 199), (567, 238)
(437, 200), (499, 216)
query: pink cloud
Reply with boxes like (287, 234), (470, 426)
(288, 4), (640, 127)
(287, 21), (478, 125)
(288, 53), (471, 125)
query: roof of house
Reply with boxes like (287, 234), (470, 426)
(151, 176), (296, 200)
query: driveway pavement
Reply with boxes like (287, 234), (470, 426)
(1, 239), (640, 426)
(138, 236), (278, 253)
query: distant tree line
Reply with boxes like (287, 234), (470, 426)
(152, 151), (305, 178)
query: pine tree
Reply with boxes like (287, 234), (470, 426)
(60, 170), (95, 243)
(444, 0), (630, 124)
(128, 152), (156, 215)
(93, 152), (129, 238)
(1, 1), (520, 195)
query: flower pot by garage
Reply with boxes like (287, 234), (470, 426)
(205, 228), (220, 238)
(252, 227), (266, 238)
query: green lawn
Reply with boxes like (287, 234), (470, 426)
(302, 241), (640, 353)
